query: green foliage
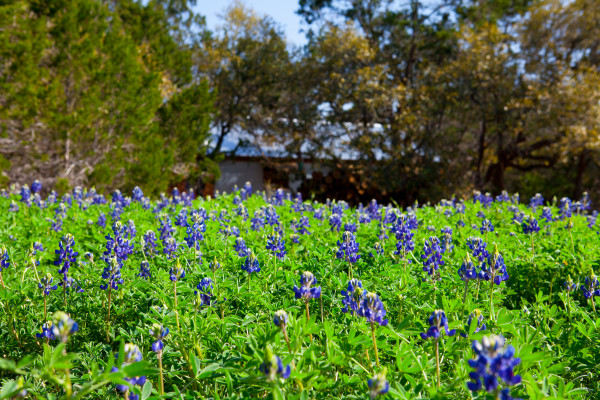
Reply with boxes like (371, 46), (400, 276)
(0, 0), (213, 196)
(0, 188), (598, 398)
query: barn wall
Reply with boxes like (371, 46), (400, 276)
(215, 160), (265, 194)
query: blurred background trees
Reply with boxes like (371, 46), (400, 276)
(1, 0), (599, 201)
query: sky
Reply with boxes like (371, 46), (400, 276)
(193, 0), (308, 46)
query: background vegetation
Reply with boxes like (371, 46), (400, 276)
(1, 0), (599, 202)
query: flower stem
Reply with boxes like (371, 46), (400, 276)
(106, 285), (112, 342)
(283, 326), (292, 353)
(371, 322), (379, 368)
(462, 280), (469, 304)
(489, 277), (495, 322)
(435, 338), (440, 389)
(530, 233), (535, 267)
(174, 281), (180, 331)
(569, 230), (574, 253)
(305, 299), (310, 320)
(320, 296), (324, 323)
(158, 352), (164, 395)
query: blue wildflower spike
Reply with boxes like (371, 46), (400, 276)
(421, 309), (456, 339)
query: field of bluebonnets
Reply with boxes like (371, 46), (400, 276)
(0, 182), (599, 400)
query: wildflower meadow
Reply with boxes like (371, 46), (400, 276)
(0, 183), (598, 399)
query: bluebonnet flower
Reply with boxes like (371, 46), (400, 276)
(63, 277), (84, 293)
(138, 260), (151, 279)
(9, 200), (19, 212)
(540, 207), (553, 222)
(559, 197), (572, 219)
(473, 191), (493, 208)
(260, 347), (291, 381)
(587, 211), (598, 229)
(358, 213), (371, 224)
(169, 261), (185, 282)
(150, 324), (169, 353)
(126, 219), (137, 239)
(481, 247), (509, 285)
(32, 241), (44, 254)
(103, 222), (134, 266)
(0, 246), (9, 270)
(19, 184), (31, 204)
(163, 237), (178, 259)
(234, 237), (251, 257)
(563, 276), (577, 292)
(293, 216), (311, 235)
(39, 273), (58, 296)
(476, 211), (486, 219)
(336, 231), (361, 264)
(194, 277), (214, 307)
(100, 257), (124, 290)
(461, 309), (486, 337)
(458, 255), (480, 283)
(420, 309), (456, 339)
(480, 219), (494, 235)
(233, 195), (242, 206)
(51, 311), (78, 343)
(421, 236), (444, 276)
(241, 253), (260, 274)
(54, 234), (78, 289)
(392, 218), (415, 261)
(265, 205), (280, 226)
(439, 226), (454, 253)
(142, 230), (158, 257)
(496, 191), (510, 203)
(220, 225), (240, 238)
(175, 208), (189, 227)
(112, 343), (147, 400)
(313, 208), (324, 220)
(522, 216), (540, 234)
(580, 191), (591, 212)
(243, 181), (253, 198)
(357, 292), (388, 326)
(31, 179), (42, 194)
(110, 202), (124, 221)
(372, 242), (384, 256)
(529, 193), (544, 211)
(368, 370), (390, 399)
(185, 213), (206, 250)
(273, 310), (288, 327)
(132, 186), (144, 202)
(158, 214), (175, 241)
(272, 189), (285, 206)
(329, 213), (342, 232)
(209, 259), (221, 274)
(466, 237), (490, 263)
(266, 234), (286, 260)
(293, 271), (322, 300)
(289, 233), (300, 244)
(97, 212), (106, 228)
(36, 321), (55, 340)
(251, 210), (265, 231)
(344, 222), (357, 233)
(580, 270), (600, 299)
(467, 335), (522, 399)
(50, 217), (63, 232)
(366, 199), (381, 221)
(341, 279), (363, 315)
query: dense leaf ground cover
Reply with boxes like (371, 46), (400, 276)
(0, 183), (598, 399)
